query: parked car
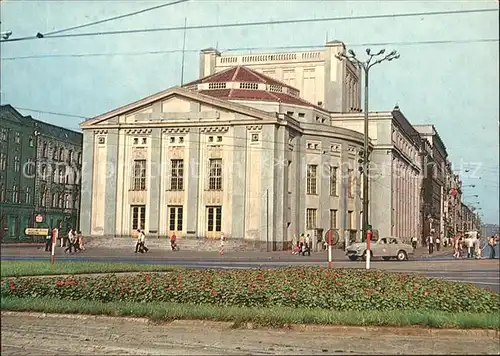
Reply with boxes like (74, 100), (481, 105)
(346, 236), (414, 261)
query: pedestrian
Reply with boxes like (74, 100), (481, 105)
(64, 228), (74, 253)
(427, 233), (434, 254)
(475, 236), (482, 259)
(299, 234), (305, 254)
(435, 235), (441, 252)
(411, 236), (417, 249)
(170, 232), (177, 251)
(488, 235), (497, 259)
(134, 229), (142, 253)
(465, 234), (473, 259)
(453, 236), (460, 259)
(219, 233), (225, 255)
(45, 228), (52, 252)
(78, 231), (86, 251)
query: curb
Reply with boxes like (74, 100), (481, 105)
(1, 311), (498, 337)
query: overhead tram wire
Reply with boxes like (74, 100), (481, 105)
(0, 0), (189, 43)
(2, 38), (498, 61)
(1, 8), (497, 43)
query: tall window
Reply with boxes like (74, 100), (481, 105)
(168, 206), (183, 231)
(170, 159), (184, 190)
(348, 210), (354, 230)
(132, 160), (146, 191)
(41, 166), (47, 181)
(306, 208), (317, 229)
(283, 69), (296, 88)
(0, 153), (6, 170)
(64, 194), (71, 209)
(12, 185), (19, 203)
(68, 150), (73, 163)
(0, 183), (5, 202)
(14, 156), (20, 172)
(25, 187), (31, 204)
(58, 194), (64, 208)
(29, 136), (34, 147)
(208, 159), (222, 190)
(207, 206), (222, 232)
(131, 205), (146, 230)
(14, 132), (20, 144)
(59, 169), (65, 184)
(52, 193), (58, 207)
(348, 169), (354, 198)
(59, 147), (64, 161)
(330, 209), (338, 229)
(306, 165), (317, 195)
(42, 142), (48, 158)
(40, 188), (47, 207)
(53, 146), (58, 160)
(330, 166), (338, 196)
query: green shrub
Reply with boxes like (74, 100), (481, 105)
(2, 267), (498, 313)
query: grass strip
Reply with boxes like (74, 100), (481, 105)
(2, 296), (499, 329)
(1, 261), (178, 277)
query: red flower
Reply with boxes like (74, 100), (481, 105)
(56, 281), (64, 288)
(336, 282), (342, 286)
(424, 289), (429, 296)
(145, 275), (151, 283)
(8, 281), (16, 290)
(211, 290), (217, 296)
(257, 273), (263, 279)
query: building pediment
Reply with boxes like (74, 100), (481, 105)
(80, 87), (275, 129)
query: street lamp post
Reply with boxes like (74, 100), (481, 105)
(337, 47), (400, 269)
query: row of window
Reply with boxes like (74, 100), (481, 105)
(41, 142), (81, 164)
(131, 205), (222, 232)
(0, 129), (34, 146)
(40, 165), (79, 185)
(0, 154), (35, 173)
(39, 190), (77, 209)
(131, 159), (222, 191)
(306, 208), (356, 230)
(0, 185), (32, 205)
(306, 165), (356, 198)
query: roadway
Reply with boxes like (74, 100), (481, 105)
(1, 244), (499, 292)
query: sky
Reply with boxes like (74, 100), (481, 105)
(0, 0), (499, 224)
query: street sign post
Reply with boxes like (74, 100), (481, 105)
(24, 228), (49, 236)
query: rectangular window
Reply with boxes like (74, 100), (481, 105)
(0, 153), (6, 170)
(348, 169), (354, 198)
(306, 165), (317, 195)
(131, 205), (146, 230)
(14, 156), (20, 172)
(168, 206), (183, 232)
(170, 159), (184, 190)
(348, 210), (354, 230)
(330, 166), (338, 196)
(306, 208), (317, 229)
(208, 159), (222, 190)
(330, 209), (337, 229)
(132, 160), (147, 191)
(207, 206), (222, 232)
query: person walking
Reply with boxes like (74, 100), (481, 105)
(427, 233), (434, 254)
(488, 235), (497, 259)
(134, 229), (143, 253)
(435, 235), (441, 252)
(45, 228), (52, 252)
(65, 229), (75, 253)
(411, 236), (418, 249)
(465, 234), (473, 259)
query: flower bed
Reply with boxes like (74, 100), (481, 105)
(2, 267), (498, 313)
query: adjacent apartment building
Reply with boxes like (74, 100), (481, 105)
(0, 105), (83, 240)
(79, 65), (365, 249)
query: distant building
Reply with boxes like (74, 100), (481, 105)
(481, 223), (500, 237)
(33, 119), (83, 232)
(0, 105), (82, 240)
(330, 107), (422, 243)
(79, 66), (365, 249)
(0, 106), (37, 240)
(414, 125), (448, 240)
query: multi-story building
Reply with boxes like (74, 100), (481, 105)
(331, 106), (422, 243)
(414, 124), (448, 240)
(444, 166), (462, 238)
(79, 66), (365, 249)
(33, 120), (83, 232)
(0, 105), (82, 240)
(0, 105), (37, 240)
(199, 40), (362, 113)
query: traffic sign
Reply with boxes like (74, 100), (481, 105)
(25, 228), (49, 236)
(35, 214), (43, 223)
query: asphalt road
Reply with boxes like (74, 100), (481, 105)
(2, 245), (499, 292)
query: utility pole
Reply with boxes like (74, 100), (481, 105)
(337, 47), (399, 270)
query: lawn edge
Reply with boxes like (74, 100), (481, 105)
(2, 296), (499, 332)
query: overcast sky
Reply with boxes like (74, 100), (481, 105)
(1, 0), (498, 224)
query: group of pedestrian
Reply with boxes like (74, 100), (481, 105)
(44, 227), (85, 253)
(134, 229), (149, 253)
(426, 232), (442, 254)
(292, 233), (311, 256)
(64, 228), (85, 254)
